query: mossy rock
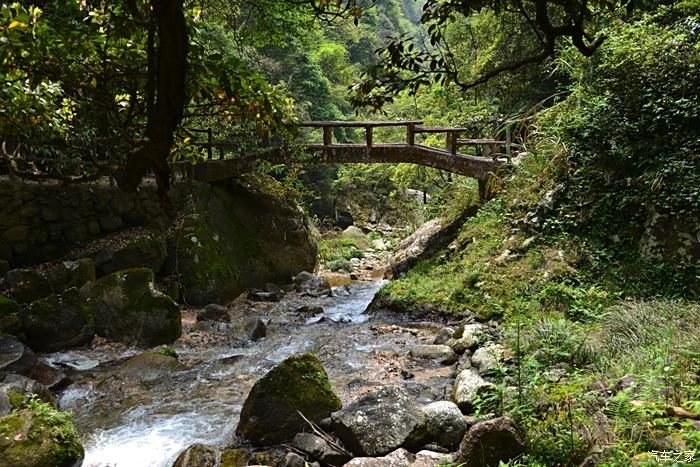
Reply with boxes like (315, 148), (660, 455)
(172, 443), (218, 467)
(220, 448), (249, 467)
(44, 259), (95, 294)
(0, 400), (84, 467)
(20, 288), (95, 352)
(91, 233), (167, 277)
(5, 269), (51, 304)
(165, 177), (317, 306)
(0, 296), (21, 335)
(235, 353), (341, 446)
(82, 268), (181, 346)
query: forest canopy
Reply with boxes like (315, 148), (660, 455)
(0, 0), (679, 197)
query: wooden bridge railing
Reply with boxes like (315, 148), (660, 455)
(298, 120), (509, 160)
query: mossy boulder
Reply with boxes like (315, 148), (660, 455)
(173, 443), (218, 467)
(20, 288), (95, 352)
(0, 296), (21, 335)
(81, 268), (181, 346)
(166, 176), (317, 306)
(44, 259), (96, 294)
(0, 399), (84, 467)
(90, 232), (167, 277)
(235, 353), (341, 446)
(5, 269), (51, 304)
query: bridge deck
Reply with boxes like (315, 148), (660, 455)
(189, 143), (503, 182)
(185, 120), (509, 200)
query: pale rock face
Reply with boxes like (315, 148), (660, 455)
(451, 369), (498, 414)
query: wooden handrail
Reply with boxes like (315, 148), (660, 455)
(300, 120), (423, 128)
(414, 126), (468, 133)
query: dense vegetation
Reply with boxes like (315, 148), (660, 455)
(2, 0), (699, 465)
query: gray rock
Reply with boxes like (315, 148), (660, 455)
(294, 271), (332, 297)
(471, 343), (504, 375)
(413, 450), (453, 467)
(330, 386), (429, 457)
(0, 373), (56, 416)
(196, 304), (230, 322)
(343, 448), (415, 467)
(21, 288), (95, 352)
(91, 232), (167, 277)
(115, 351), (185, 381)
(281, 452), (307, 467)
(422, 401), (468, 449)
(5, 268), (51, 304)
(408, 345), (458, 365)
(81, 268), (181, 346)
(454, 416), (526, 466)
(432, 327), (455, 345)
(248, 289), (283, 302)
(451, 369), (498, 414)
(0, 334), (36, 375)
(230, 316), (266, 342)
(236, 353), (341, 445)
(446, 324), (487, 355)
(292, 432), (351, 465)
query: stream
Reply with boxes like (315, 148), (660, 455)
(44, 280), (452, 467)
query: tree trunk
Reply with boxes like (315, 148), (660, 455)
(119, 0), (188, 209)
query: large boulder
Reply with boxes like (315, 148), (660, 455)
(422, 401), (468, 449)
(451, 369), (498, 414)
(330, 386), (429, 457)
(5, 269), (51, 304)
(20, 288), (95, 352)
(390, 207), (476, 275)
(0, 335), (36, 375)
(43, 259), (95, 293)
(166, 176), (317, 306)
(0, 296), (21, 335)
(89, 231), (167, 277)
(236, 353), (341, 445)
(454, 416), (526, 466)
(81, 268), (181, 346)
(0, 401), (84, 467)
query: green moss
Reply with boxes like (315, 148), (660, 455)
(0, 296), (19, 317)
(6, 391), (25, 410)
(154, 346), (178, 358)
(0, 397), (83, 467)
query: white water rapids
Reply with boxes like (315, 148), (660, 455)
(47, 281), (452, 467)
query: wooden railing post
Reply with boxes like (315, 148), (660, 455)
(365, 126), (373, 147)
(323, 126), (333, 146)
(446, 131), (458, 155)
(406, 123), (415, 145)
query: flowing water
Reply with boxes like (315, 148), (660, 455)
(47, 281), (451, 467)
